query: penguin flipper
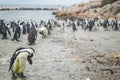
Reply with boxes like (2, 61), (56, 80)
(8, 56), (15, 72)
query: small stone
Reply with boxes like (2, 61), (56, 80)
(86, 78), (90, 80)
(86, 66), (90, 71)
(90, 39), (94, 42)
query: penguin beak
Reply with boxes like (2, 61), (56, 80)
(27, 57), (32, 65)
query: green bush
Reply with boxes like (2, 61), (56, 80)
(101, 0), (118, 7)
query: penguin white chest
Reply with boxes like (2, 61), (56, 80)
(12, 53), (28, 73)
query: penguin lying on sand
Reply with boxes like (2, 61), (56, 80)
(9, 47), (35, 79)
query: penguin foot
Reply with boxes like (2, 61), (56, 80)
(19, 73), (26, 78)
(16, 40), (21, 42)
(6, 37), (8, 39)
(11, 39), (14, 41)
(28, 43), (32, 45)
(1, 37), (5, 39)
(12, 75), (17, 80)
(28, 42), (35, 45)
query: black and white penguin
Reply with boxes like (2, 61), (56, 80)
(8, 47), (35, 79)
(0, 20), (11, 39)
(72, 21), (77, 31)
(11, 22), (21, 42)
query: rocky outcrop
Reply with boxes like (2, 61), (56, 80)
(99, 1), (120, 19)
(54, 0), (120, 20)
(0, 7), (57, 10)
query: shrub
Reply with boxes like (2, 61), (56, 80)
(101, 0), (118, 7)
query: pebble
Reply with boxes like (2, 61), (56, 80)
(86, 78), (90, 80)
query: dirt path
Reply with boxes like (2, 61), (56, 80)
(0, 27), (120, 80)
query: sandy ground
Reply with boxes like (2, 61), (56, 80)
(0, 26), (120, 80)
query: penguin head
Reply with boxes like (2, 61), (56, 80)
(13, 47), (35, 65)
(27, 52), (33, 65)
(27, 48), (35, 65)
(27, 56), (32, 65)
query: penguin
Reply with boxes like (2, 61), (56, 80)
(112, 17), (118, 30)
(0, 20), (11, 39)
(11, 22), (21, 42)
(9, 47), (35, 79)
(72, 22), (77, 31)
(47, 20), (52, 30)
(39, 25), (49, 38)
(28, 27), (37, 45)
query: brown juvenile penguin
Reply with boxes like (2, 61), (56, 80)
(28, 27), (37, 45)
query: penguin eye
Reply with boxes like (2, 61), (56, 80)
(27, 55), (30, 58)
(30, 54), (33, 58)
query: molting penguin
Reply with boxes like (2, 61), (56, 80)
(9, 47), (35, 79)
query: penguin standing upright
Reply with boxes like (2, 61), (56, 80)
(47, 20), (52, 30)
(9, 47), (35, 79)
(72, 22), (77, 31)
(0, 20), (11, 39)
(28, 27), (37, 45)
(11, 22), (21, 42)
(112, 17), (118, 30)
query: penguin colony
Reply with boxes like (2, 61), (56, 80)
(0, 17), (120, 38)
(0, 17), (120, 43)
(0, 17), (120, 79)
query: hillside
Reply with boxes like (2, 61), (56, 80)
(55, 0), (120, 20)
